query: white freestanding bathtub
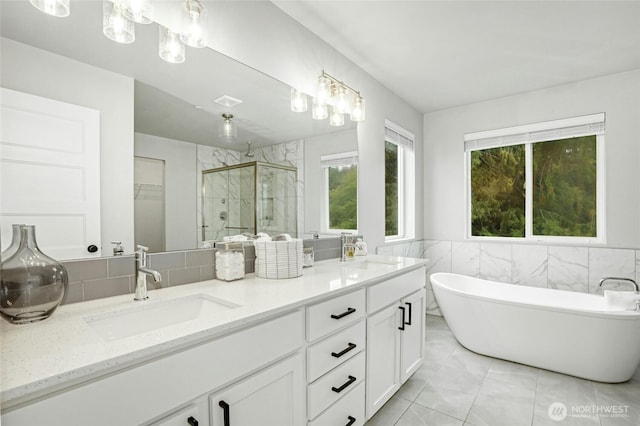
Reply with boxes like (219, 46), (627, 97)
(430, 272), (640, 383)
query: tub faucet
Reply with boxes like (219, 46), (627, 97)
(599, 277), (639, 293)
(134, 245), (162, 300)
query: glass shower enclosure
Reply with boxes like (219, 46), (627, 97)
(202, 162), (297, 242)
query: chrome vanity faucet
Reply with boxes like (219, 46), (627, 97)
(599, 277), (639, 293)
(134, 245), (162, 300)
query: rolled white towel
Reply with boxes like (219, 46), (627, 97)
(604, 290), (640, 310)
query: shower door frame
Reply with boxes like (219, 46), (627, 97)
(201, 161), (297, 240)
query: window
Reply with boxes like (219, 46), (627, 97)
(385, 120), (415, 240)
(321, 151), (358, 232)
(465, 113), (605, 242)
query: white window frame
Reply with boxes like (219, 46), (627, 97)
(384, 120), (415, 242)
(320, 151), (359, 234)
(464, 113), (606, 244)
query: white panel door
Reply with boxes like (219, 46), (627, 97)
(400, 290), (426, 383)
(0, 87), (101, 259)
(366, 303), (402, 419)
(209, 354), (305, 426)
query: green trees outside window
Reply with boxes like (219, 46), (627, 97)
(385, 141), (398, 236)
(328, 164), (358, 230)
(470, 135), (597, 238)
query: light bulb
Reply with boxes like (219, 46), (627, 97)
(315, 75), (331, 106)
(159, 26), (186, 64)
(290, 88), (308, 113)
(350, 96), (366, 122)
(181, 0), (208, 48)
(334, 86), (348, 114)
(123, 0), (153, 24)
(29, 0), (70, 17)
(103, 1), (135, 44)
(312, 98), (328, 120)
(219, 113), (237, 140)
(329, 106), (344, 127)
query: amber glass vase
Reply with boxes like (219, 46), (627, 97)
(0, 225), (67, 324)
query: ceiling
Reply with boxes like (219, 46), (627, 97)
(273, 0), (640, 113)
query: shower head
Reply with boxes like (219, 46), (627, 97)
(244, 141), (255, 157)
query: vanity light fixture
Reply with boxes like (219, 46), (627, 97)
(29, 0), (70, 17)
(123, 0), (153, 24)
(181, 0), (208, 48)
(290, 88), (308, 113)
(219, 113), (237, 141)
(159, 25), (186, 64)
(308, 71), (366, 124)
(103, 0), (135, 44)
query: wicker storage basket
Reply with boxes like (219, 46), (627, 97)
(254, 239), (303, 279)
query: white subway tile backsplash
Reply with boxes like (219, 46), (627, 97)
(451, 241), (479, 277)
(479, 243), (511, 283)
(588, 247), (636, 294)
(547, 246), (589, 293)
(512, 245), (547, 287)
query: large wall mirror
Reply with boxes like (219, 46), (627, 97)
(0, 1), (357, 259)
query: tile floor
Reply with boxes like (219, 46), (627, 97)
(365, 315), (640, 426)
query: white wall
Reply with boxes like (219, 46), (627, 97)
(304, 128), (358, 234)
(424, 69), (640, 248)
(135, 133), (198, 251)
(153, 1), (424, 251)
(0, 37), (135, 255)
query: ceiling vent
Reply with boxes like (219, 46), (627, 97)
(214, 95), (243, 108)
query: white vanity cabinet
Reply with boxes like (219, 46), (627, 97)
(365, 268), (426, 419)
(1, 310), (304, 426)
(306, 289), (367, 426)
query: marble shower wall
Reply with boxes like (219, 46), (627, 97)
(197, 140), (304, 245)
(377, 239), (640, 316)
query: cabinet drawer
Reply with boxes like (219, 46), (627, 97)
(307, 351), (366, 420)
(309, 382), (365, 426)
(307, 289), (366, 342)
(307, 320), (365, 382)
(368, 267), (425, 313)
(150, 401), (207, 426)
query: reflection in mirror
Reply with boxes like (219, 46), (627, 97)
(0, 1), (357, 259)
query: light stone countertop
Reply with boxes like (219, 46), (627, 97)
(0, 255), (426, 409)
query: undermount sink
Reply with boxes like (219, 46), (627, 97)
(84, 294), (241, 342)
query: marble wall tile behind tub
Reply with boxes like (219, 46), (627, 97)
(588, 247), (636, 294)
(479, 243), (511, 283)
(547, 246), (589, 293)
(451, 242), (480, 277)
(511, 244), (547, 287)
(424, 240), (452, 275)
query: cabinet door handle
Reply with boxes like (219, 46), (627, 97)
(332, 375), (356, 393)
(405, 302), (412, 325)
(218, 400), (230, 426)
(345, 415), (357, 426)
(331, 342), (357, 358)
(187, 416), (199, 426)
(398, 306), (406, 330)
(331, 307), (356, 320)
